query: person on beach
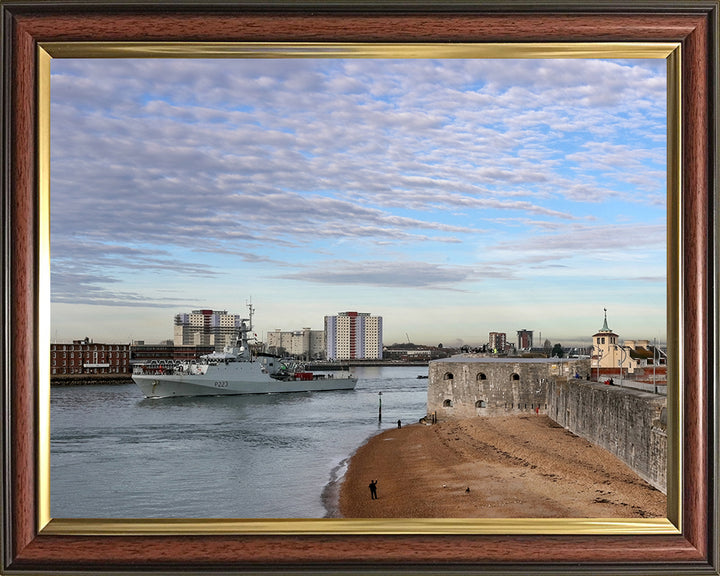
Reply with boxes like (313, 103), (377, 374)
(397, 420), (402, 429)
(369, 480), (378, 499)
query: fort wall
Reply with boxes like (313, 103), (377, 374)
(427, 357), (590, 419)
(427, 357), (667, 493)
(548, 378), (667, 492)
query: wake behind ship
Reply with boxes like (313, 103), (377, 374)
(132, 307), (357, 398)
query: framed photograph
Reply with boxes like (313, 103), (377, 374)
(2, 1), (717, 574)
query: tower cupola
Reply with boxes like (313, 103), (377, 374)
(593, 308), (618, 348)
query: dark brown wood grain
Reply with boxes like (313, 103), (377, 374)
(681, 8), (711, 560)
(10, 11), (709, 43)
(9, 12), (39, 563)
(2, 2), (716, 574)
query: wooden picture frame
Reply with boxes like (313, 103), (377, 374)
(2, 1), (717, 573)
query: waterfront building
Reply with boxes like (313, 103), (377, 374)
(51, 338), (131, 375)
(173, 309), (246, 351)
(591, 310), (666, 378)
(325, 311), (383, 360)
(266, 328), (325, 360)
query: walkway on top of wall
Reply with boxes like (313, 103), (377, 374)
(432, 356), (585, 364)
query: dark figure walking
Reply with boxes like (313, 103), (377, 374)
(397, 419), (402, 429)
(369, 480), (378, 499)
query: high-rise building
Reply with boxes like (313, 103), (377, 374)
(517, 329), (533, 351)
(325, 311), (383, 360)
(173, 309), (246, 351)
(489, 332), (507, 353)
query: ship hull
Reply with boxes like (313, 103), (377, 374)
(132, 361), (357, 398)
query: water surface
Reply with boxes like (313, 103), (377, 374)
(50, 365), (427, 518)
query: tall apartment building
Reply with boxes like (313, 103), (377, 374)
(173, 309), (245, 351)
(51, 338), (131, 375)
(266, 328), (325, 360)
(488, 331), (507, 353)
(325, 311), (383, 360)
(517, 329), (534, 351)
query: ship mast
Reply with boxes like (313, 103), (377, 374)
(246, 300), (255, 332)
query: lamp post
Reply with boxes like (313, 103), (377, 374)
(653, 337), (657, 393)
(378, 391), (382, 424)
(594, 346), (603, 381)
(618, 345), (627, 386)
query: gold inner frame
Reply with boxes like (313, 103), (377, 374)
(37, 42), (682, 536)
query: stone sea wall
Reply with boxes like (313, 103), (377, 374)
(427, 357), (667, 493)
(427, 357), (590, 419)
(548, 378), (667, 493)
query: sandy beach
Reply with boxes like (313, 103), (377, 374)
(336, 415), (666, 518)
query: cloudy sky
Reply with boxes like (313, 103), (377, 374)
(50, 57), (667, 347)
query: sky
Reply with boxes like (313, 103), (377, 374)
(50, 57), (667, 347)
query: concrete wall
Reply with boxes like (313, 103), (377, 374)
(548, 379), (667, 492)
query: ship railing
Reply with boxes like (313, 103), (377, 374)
(133, 363), (176, 375)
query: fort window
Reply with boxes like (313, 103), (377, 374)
(443, 372), (454, 380)
(477, 373), (487, 380)
(475, 400), (487, 408)
(443, 399), (453, 407)
(511, 373), (520, 381)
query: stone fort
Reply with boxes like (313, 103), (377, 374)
(427, 356), (667, 493)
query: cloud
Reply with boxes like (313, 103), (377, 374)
(49, 57), (667, 341)
(275, 260), (514, 290)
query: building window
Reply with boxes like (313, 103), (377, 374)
(477, 373), (487, 380)
(475, 400), (487, 408)
(443, 399), (453, 407)
(511, 373), (520, 381)
(443, 372), (454, 380)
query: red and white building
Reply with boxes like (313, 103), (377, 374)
(324, 311), (383, 360)
(489, 332), (508, 353)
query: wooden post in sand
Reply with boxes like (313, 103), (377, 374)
(378, 391), (382, 423)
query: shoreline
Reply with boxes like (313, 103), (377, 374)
(321, 456), (349, 518)
(336, 416), (666, 519)
(322, 430), (380, 518)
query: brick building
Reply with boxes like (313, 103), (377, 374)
(51, 338), (131, 375)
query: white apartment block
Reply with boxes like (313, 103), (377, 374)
(173, 309), (245, 351)
(325, 311), (383, 360)
(266, 328), (325, 360)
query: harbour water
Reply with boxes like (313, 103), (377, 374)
(50, 365), (427, 518)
